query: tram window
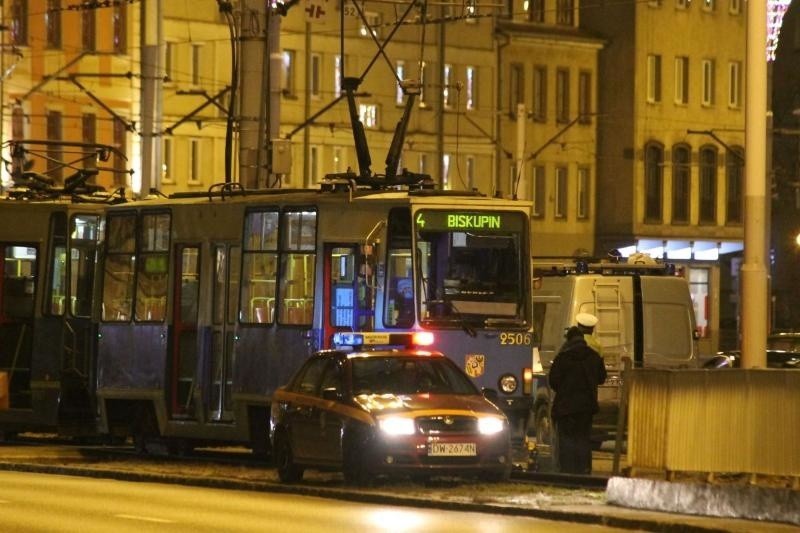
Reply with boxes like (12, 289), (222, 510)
(135, 213), (170, 322)
(102, 213), (136, 321)
(3, 245), (37, 319)
(279, 209), (316, 325)
(46, 212), (68, 316)
(384, 208), (413, 328)
(213, 246), (227, 325)
(69, 215), (100, 317)
(241, 210), (279, 324)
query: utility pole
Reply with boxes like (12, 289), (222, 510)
(267, 6), (284, 188)
(139, 0), (163, 196)
(238, 0), (268, 189)
(741, 0), (768, 368)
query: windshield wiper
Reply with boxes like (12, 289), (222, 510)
(484, 317), (527, 328)
(423, 299), (477, 338)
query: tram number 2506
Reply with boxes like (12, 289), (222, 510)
(499, 332), (532, 346)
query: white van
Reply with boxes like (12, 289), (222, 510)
(530, 256), (699, 462)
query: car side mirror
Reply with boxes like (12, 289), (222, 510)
(481, 387), (499, 402)
(321, 387), (340, 401)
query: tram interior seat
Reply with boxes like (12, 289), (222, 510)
(250, 297), (275, 323)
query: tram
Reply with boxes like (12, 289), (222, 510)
(0, 140), (126, 438)
(95, 179), (534, 455)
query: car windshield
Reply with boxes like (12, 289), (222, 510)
(351, 356), (479, 396)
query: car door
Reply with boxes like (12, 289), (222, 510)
(315, 359), (345, 463)
(286, 357), (328, 461)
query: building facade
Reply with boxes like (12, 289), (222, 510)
(581, 0), (747, 353)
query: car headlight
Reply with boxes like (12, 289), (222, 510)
(378, 416), (416, 436)
(478, 417), (505, 435)
(498, 373), (518, 394)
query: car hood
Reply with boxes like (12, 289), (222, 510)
(353, 393), (503, 417)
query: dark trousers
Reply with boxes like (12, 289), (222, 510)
(554, 412), (593, 475)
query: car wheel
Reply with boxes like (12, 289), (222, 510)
(274, 430), (304, 483)
(342, 430), (373, 486)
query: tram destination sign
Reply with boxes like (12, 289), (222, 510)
(415, 210), (524, 232)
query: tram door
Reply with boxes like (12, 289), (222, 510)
(207, 244), (240, 422)
(169, 245), (200, 418)
(0, 244), (36, 409)
(323, 244), (376, 348)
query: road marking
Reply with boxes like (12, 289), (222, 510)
(114, 514), (174, 524)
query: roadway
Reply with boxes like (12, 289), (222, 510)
(0, 470), (625, 532)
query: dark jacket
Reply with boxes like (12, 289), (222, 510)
(548, 333), (607, 418)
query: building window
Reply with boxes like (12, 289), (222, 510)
(702, 59), (715, 106)
(533, 66), (547, 122)
(310, 53), (321, 99)
(12, 106), (25, 140)
(11, 1), (29, 46)
(162, 138), (173, 184)
(333, 146), (344, 173)
(191, 44), (202, 86)
(418, 61), (429, 108)
(728, 61), (741, 108)
(113, 2), (127, 54)
(189, 139), (201, 184)
(729, 0), (741, 14)
(443, 64), (454, 109)
(46, 0), (62, 49)
(578, 71), (591, 123)
(334, 55), (342, 98)
(556, 68), (570, 123)
(466, 155), (476, 190)
(675, 56), (689, 104)
(577, 167), (590, 219)
(359, 104), (378, 129)
(647, 54), (662, 103)
(82, 113), (96, 169)
(556, 0), (574, 25)
(702, 0), (715, 11)
(699, 146), (717, 224)
(509, 63), (524, 115)
(529, 0), (545, 21)
(672, 144), (691, 224)
(47, 110), (63, 180)
(282, 50), (296, 97)
(309, 145), (320, 185)
(113, 119), (127, 186)
(689, 268), (710, 337)
(465, 0), (478, 21)
(360, 12), (381, 39)
(676, 0), (689, 9)
(82, 7), (96, 51)
(648, 0), (662, 6)
(726, 147), (744, 224)
(442, 154), (451, 190)
(644, 143), (664, 222)
(532, 165), (545, 218)
(555, 166), (568, 218)
(395, 60), (405, 105)
(465, 66), (477, 110)
(165, 42), (175, 82)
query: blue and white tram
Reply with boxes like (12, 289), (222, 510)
(95, 182), (533, 455)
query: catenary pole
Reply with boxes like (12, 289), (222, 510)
(741, 0), (768, 368)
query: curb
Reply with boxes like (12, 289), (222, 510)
(0, 461), (734, 532)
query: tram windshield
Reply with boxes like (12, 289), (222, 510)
(415, 210), (527, 328)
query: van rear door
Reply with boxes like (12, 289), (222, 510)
(640, 276), (697, 368)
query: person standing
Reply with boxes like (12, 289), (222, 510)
(548, 315), (607, 475)
(576, 312), (603, 357)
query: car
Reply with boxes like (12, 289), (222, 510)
(704, 350), (800, 369)
(269, 334), (512, 485)
(767, 332), (800, 353)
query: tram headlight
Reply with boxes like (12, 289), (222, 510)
(498, 374), (518, 394)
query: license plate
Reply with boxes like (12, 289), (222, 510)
(428, 442), (477, 456)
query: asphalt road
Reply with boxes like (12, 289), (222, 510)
(0, 470), (629, 533)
